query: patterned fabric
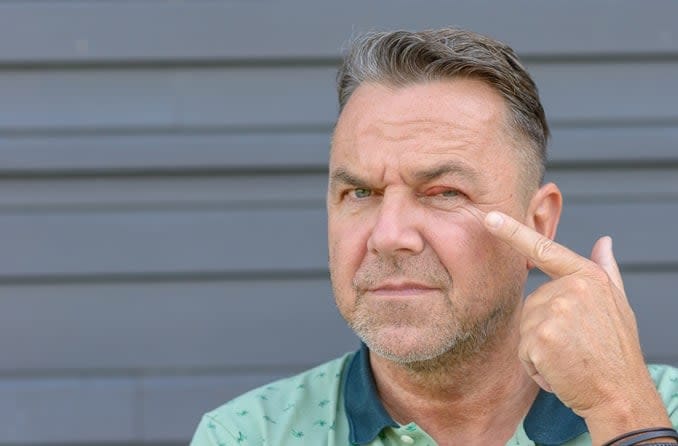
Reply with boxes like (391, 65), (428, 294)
(190, 347), (678, 446)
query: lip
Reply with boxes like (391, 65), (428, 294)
(366, 282), (439, 296)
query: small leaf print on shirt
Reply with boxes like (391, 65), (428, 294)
(291, 429), (304, 439)
(263, 415), (277, 424)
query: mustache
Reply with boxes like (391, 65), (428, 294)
(352, 255), (451, 291)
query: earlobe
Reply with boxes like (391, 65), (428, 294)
(525, 182), (563, 269)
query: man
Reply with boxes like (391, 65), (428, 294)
(191, 28), (677, 446)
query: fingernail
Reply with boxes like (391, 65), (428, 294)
(485, 212), (504, 229)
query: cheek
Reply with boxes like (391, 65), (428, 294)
(427, 211), (484, 255)
(328, 216), (370, 287)
(426, 211), (505, 279)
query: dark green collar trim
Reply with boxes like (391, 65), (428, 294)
(344, 343), (398, 444)
(523, 388), (587, 445)
(343, 344), (587, 445)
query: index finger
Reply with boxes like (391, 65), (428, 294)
(484, 211), (590, 279)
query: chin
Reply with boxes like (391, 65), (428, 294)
(358, 326), (461, 364)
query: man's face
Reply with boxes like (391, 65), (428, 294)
(327, 79), (533, 364)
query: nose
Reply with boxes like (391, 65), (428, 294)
(366, 190), (425, 256)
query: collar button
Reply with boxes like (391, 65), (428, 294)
(400, 434), (415, 444)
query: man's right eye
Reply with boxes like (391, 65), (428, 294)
(351, 188), (372, 199)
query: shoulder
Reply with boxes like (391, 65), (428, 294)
(647, 364), (678, 427)
(190, 352), (354, 445)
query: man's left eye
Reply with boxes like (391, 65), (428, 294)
(439, 189), (459, 198)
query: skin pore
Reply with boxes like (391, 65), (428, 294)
(327, 79), (561, 445)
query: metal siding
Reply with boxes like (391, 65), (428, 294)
(1, 1), (677, 62)
(1, 2), (676, 445)
(2, 62), (677, 131)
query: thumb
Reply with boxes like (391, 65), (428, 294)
(590, 236), (624, 291)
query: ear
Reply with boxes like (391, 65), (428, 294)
(524, 182), (563, 269)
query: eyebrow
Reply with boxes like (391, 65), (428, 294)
(413, 161), (481, 184)
(328, 167), (367, 190)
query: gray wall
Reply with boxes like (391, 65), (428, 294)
(0, 1), (676, 444)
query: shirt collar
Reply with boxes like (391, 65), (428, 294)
(343, 344), (587, 445)
(344, 343), (398, 444)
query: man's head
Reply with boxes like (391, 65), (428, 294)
(327, 28), (561, 368)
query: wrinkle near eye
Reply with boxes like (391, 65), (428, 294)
(474, 194), (516, 209)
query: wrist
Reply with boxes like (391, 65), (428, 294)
(582, 384), (672, 445)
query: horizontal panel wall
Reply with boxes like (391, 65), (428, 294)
(1, 1), (676, 445)
(2, 61), (677, 131)
(0, 279), (353, 372)
(0, 1), (677, 62)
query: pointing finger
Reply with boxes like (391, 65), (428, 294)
(484, 211), (590, 279)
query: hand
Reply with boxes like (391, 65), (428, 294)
(484, 211), (672, 444)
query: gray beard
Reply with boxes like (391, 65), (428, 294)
(374, 298), (517, 374)
(348, 283), (521, 374)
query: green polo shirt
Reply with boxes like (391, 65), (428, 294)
(190, 344), (678, 445)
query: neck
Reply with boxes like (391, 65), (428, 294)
(369, 302), (539, 446)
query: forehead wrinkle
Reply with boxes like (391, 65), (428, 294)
(410, 160), (481, 184)
(365, 118), (476, 144)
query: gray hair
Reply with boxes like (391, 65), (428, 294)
(336, 28), (549, 188)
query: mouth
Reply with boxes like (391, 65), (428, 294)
(366, 281), (439, 297)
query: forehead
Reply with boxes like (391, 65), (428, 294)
(331, 79), (515, 172)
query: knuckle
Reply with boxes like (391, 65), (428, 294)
(568, 276), (590, 294)
(588, 266), (610, 285)
(508, 221), (521, 240)
(533, 237), (555, 262)
(534, 321), (560, 346)
(549, 296), (574, 316)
